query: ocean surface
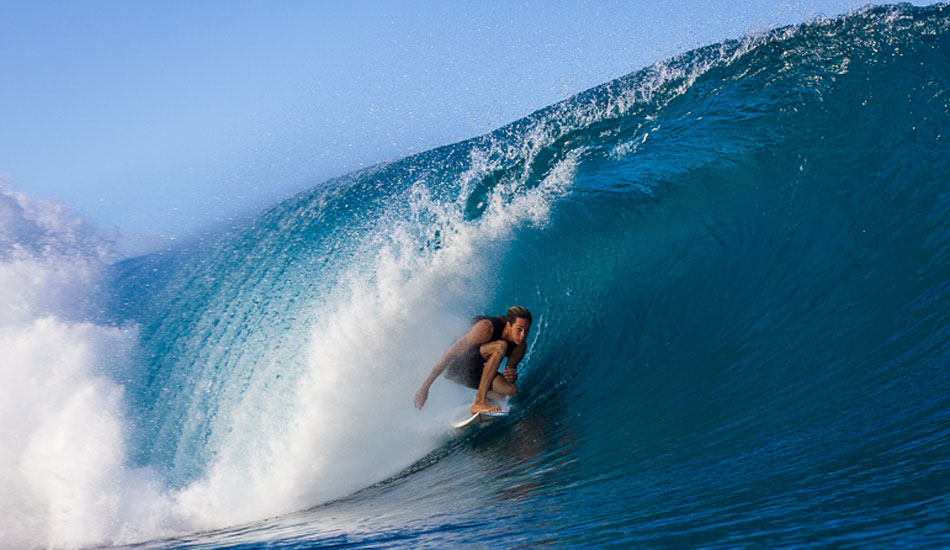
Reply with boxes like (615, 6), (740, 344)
(2, 4), (949, 548)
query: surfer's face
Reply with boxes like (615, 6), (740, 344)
(507, 318), (531, 346)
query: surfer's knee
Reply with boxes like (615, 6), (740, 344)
(493, 375), (517, 396)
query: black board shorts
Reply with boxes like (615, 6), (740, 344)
(444, 345), (486, 389)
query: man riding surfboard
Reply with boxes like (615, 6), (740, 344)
(414, 306), (532, 414)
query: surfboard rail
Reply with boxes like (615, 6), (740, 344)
(451, 409), (509, 429)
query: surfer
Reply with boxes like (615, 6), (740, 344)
(414, 306), (532, 414)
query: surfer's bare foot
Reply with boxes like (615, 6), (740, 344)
(471, 401), (501, 414)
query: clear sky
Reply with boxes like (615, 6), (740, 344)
(0, 1), (934, 246)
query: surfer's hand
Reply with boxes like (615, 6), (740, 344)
(503, 366), (517, 383)
(413, 386), (428, 409)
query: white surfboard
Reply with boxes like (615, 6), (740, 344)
(451, 397), (511, 429)
(451, 409), (509, 429)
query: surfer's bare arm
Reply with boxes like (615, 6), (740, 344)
(413, 320), (494, 409)
(503, 344), (526, 383)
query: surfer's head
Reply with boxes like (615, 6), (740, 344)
(505, 306), (532, 346)
(506, 306), (532, 325)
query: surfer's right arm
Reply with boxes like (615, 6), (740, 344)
(413, 319), (494, 409)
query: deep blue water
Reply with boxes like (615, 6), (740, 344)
(4, 4), (948, 549)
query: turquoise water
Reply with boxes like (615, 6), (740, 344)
(2, 4), (948, 548)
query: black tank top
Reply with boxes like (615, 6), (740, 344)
(473, 315), (512, 355)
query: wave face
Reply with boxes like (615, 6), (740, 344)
(3, 4), (949, 548)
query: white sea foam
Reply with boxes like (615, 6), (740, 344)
(0, 188), (182, 549)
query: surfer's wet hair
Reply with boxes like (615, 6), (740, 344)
(506, 306), (532, 325)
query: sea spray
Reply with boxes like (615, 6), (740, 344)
(169, 145), (582, 526)
(0, 188), (180, 548)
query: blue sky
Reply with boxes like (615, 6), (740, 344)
(0, 1), (933, 246)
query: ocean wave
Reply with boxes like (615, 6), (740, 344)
(3, 4), (949, 548)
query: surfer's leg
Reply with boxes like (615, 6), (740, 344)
(444, 346), (484, 389)
(486, 386), (507, 401)
(471, 341), (507, 414)
(491, 373), (517, 398)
